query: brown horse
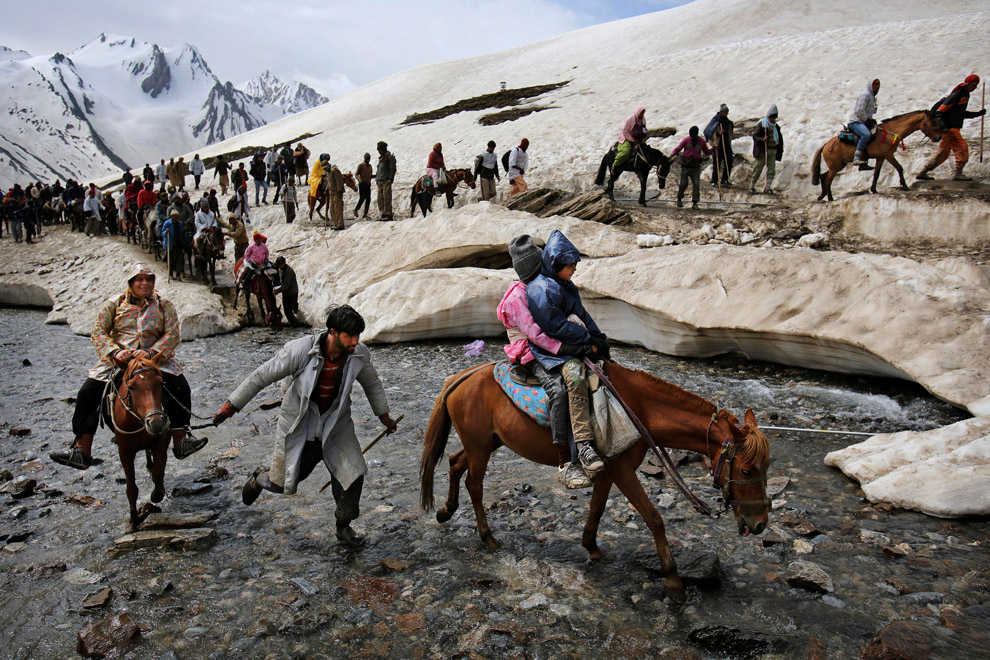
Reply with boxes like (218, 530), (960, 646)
(307, 170), (357, 222)
(108, 354), (170, 533)
(812, 110), (942, 201)
(194, 227), (224, 286)
(410, 168), (477, 217)
(420, 361), (771, 603)
(234, 259), (283, 331)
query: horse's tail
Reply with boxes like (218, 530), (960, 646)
(420, 375), (456, 511)
(811, 144), (824, 186)
(594, 153), (611, 186)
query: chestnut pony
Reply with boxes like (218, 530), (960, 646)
(420, 361), (771, 603)
(108, 354), (170, 532)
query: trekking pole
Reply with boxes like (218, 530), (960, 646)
(319, 415), (404, 493)
(981, 81), (985, 164)
(716, 132), (725, 202)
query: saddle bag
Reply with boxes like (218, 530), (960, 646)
(590, 377), (640, 458)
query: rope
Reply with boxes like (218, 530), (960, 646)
(761, 425), (876, 437)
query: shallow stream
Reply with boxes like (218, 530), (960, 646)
(0, 308), (986, 659)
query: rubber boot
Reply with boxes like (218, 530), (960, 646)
(915, 165), (934, 180)
(953, 166), (972, 181)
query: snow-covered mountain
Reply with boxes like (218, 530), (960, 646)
(166, 0), (988, 201)
(237, 70), (328, 114)
(0, 34), (297, 185)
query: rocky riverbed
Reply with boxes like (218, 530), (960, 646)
(1, 308), (987, 660)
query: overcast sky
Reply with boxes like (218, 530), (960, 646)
(0, 0), (688, 98)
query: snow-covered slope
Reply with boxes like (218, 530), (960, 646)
(237, 70), (328, 114)
(0, 34), (285, 184)
(181, 0), (988, 199)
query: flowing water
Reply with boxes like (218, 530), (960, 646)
(0, 308), (986, 660)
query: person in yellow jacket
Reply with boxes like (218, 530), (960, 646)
(308, 153), (330, 198)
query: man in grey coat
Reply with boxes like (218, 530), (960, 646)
(213, 305), (399, 548)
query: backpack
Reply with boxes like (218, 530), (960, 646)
(227, 195), (238, 212)
(501, 150), (511, 173)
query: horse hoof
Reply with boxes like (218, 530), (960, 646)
(483, 537), (502, 551)
(127, 522), (140, 534)
(663, 577), (686, 603)
(150, 486), (165, 503)
(436, 508), (454, 524)
(587, 547), (605, 561)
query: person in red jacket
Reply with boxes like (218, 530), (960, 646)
(425, 143), (446, 195)
(917, 74), (986, 181)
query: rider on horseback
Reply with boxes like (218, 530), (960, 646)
(527, 231), (609, 478)
(237, 231), (269, 290)
(849, 78), (881, 169)
(497, 235), (600, 489)
(308, 153), (329, 201)
(425, 143), (446, 195)
(50, 264), (208, 470)
(613, 106), (648, 171)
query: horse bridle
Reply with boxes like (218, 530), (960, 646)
(705, 411), (772, 516)
(106, 367), (169, 436)
(630, 145), (668, 185)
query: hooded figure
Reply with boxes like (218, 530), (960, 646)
(614, 106), (647, 170)
(848, 78), (880, 167)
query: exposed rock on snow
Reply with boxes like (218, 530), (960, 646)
(825, 417), (990, 517)
(503, 188), (631, 225)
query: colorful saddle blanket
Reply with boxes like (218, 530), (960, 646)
(493, 362), (550, 427)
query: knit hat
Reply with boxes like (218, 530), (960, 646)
(965, 74), (980, 85)
(767, 104), (779, 117)
(719, 103), (729, 114)
(253, 232), (266, 242)
(508, 235), (543, 281)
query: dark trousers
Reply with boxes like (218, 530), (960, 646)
(711, 150), (733, 184)
(282, 292), (299, 325)
(354, 182), (371, 217)
(263, 441), (363, 524)
(527, 361), (569, 447)
(72, 372), (192, 436)
(677, 166), (701, 204)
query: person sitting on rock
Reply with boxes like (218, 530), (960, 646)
(526, 230), (609, 478)
(212, 304), (399, 549)
(498, 235), (601, 489)
(50, 265), (207, 470)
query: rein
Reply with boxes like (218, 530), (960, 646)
(583, 359), (712, 516)
(105, 367), (169, 437)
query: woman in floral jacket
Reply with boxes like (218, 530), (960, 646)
(50, 264), (207, 470)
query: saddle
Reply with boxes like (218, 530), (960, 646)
(837, 120), (878, 145)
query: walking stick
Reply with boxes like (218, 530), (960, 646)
(319, 414), (404, 493)
(981, 81), (985, 164)
(167, 232), (171, 284)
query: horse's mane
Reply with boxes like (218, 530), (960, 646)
(608, 362), (770, 465)
(880, 109), (925, 124)
(123, 355), (161, 379)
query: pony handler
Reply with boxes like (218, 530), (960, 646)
(213, 305), (400, 549)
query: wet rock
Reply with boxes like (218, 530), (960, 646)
(142, 511), (217, 530)
(785, 561), (834, 593)
(861, 529), (891, 546)
(82, 587), (113, 609)
(159, 652), (178, 660)
(0, 469), (12, 481)
(793, 540), (814, 554)
(766, 476), (789, 497)
(792, 522), (822, 537)
(63, 567), (104, 585)
(675, 549), (722, 586)
(796, 233), (828, 248)
(380, 558), (412, 572)
(7, 478), (37, 499)
(171, 483), (213, 497)
(761, 530), (787, 547)
(290, 577), (318, 595)
(246, 618), (276, 638)
(772, 227), (807, 240)
(903, 591), (944, 605)
(9, 427), (31, 436)
(687, 624), (788, 658)
(183, 626), (206, 639)
(4, 530), (31, 543)
(66, 493), (103, 507)
(517, 593), (548, 610)
(882, 543), (911, 558)
(860, 620), (931, 660)
(18, 459), (43, 473)
(3, 542), (26, 553)
(21, 358), (32, 366)
(77, 613), (141, 658)
(112, 527), (218, 551)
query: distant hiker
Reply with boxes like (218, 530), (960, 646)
(308, 153), (329, 200)
(190, 154), (205, 189)
(264, 147), (276, 178)
(162, 209), (185, 280)
(50, 265), (206, 471)
(614, 106), (648, 170)
(233, 183), (250, 224)
(425, 143), (446, 194)
(83, 189), (101, 236)
(271, 156), (290, 205)
(251, 154), (269, 205)
(848, 78), (881, 169)
(142, 163), (154, 183)
(219, 213), (248, 263)
(671, 126), (713, 210)
(508, 138), (530, 196)
(751, 105), (783, 194)
(476, 141), (501, 201)
(375, 141), (396, 221)
(328, 159), (345, 230)
(207, 188), (220, 217)
(122, 170), (134, 187)
(272, 256), (300, 325)
(355, 153), (373, 218)
(293, 142), (311, 184)
(155, 159), (168, 192)
(175, 157), (189, 190)
(917, 74), (986, 181)
(232, 162), (247, 193)
(279, 143), (293, 169)
(165, 158), (176, 188)
(704, 103), (734, 185)
(212, 304), (399, 549)
(282, 177), (297, 224)
(214, 155), (230, 194)
(194, 198), (219, 243)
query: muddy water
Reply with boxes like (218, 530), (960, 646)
(0, 307), (986, 660)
